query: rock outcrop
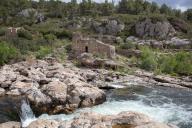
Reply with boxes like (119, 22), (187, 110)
(125, 36), (192, 49)
(18, 8), (46, 23)
(25, 111), (177, 128)
(135, 19), (176, 39)
(92, 19), (125, 35)
(0, 59), (106, 114)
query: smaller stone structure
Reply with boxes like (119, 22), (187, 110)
(6, 27), (22, 37)
(72, 33), (116, 59)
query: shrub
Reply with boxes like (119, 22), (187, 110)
(0, 28), (6, 36)
(174, 51), (192, 75)
(55, 30), (72, 39)
(44, 34), (56, 40)
(138, 47), (192, 75)
(0, 41), (18, 65)
(36, 46), (52, 59)
(158, 54), (177, 74)
(139, 47), (157, 71)
(18, 29), (33, 40)
(7, 38), (37, 54)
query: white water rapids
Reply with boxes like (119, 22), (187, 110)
(21, 85), (192, 128)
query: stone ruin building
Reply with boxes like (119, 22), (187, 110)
(6, 27), (22, 37)
(72, 33), (116, 59)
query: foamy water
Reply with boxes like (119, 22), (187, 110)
(23, 85), (192, 128)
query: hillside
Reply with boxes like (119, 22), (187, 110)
(0, 0), (192, 75)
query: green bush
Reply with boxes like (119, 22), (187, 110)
(18, 29), (33, 40)
(0, 28), (6, 36)
(44, 34), (56, 40)
(174, 51), (192, 75)
(36, 46), (52, 59)
(55, 30), (72, 39)
(139, 47), (158, 71)
(0, 41), (18, 65)
(158, 54), (177, 74)
(138, 47), (192, 75)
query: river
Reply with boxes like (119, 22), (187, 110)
(1, 84), (192, 128)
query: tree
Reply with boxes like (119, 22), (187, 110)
(143, 1), (151, 14)
(39, 0), (45, 9)
(151, 2), (160, 13)
(118, 0), (128, 13)
(173, 9), (182, 18)
(101, 0), (114, 16)
(134, 0), (144, 14)
(160, 4), (171, 15)
(185, 9), (192, 22)
(68, 0), (78, 18)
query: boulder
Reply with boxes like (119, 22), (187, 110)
(6, 89), (21, 96)
(0, 121), (21, 128)
(166, 37), (192, 49)
(27, 119), (59, 128)
(92, 19), (124, 35)
(18, 8), (46, 23)
(67, 81), (106, 108)
(41, 80), (67, 103)
(135, 19), (176, 39)
(0, 66), (17, 88)
(27, 88), (52, 106)
(78, 53), (95, 67)
(169, 18), (189, 33)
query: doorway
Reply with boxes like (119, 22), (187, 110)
(85, 46), (88, 53)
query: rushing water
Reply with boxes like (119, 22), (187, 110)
(1, 85), (192, 128)
(19, 99), (36, 127)
(38, 85), (192, 128)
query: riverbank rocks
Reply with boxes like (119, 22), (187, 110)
(135, 19), (176, 40)
(27, 120), (59, 128)
(78, 53), (121, 69)
(25, 111), (177, 128)
(0, 121), (21, 128)
(0, 60), (106, 115)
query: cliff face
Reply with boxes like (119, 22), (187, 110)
(135, 19), (176, 40)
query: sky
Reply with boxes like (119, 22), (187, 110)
(147, 0), (192, 11)
(36, 0), (192, 11)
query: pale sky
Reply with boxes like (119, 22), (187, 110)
(147, 0), (192, 11)
(35, 0), (192, 11)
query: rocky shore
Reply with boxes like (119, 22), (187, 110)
(0, 59), (106, 115)
(0, 58), (191, 128)
(0, 111), (178, 128)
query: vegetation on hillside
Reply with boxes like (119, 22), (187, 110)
(137, 47), (192, 76)
(0, 0), (191, 76)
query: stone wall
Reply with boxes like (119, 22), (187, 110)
(72, 33), (116, 59)
(6, 27), (22, 37)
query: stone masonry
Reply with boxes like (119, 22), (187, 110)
(72, 33), (116, 59)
